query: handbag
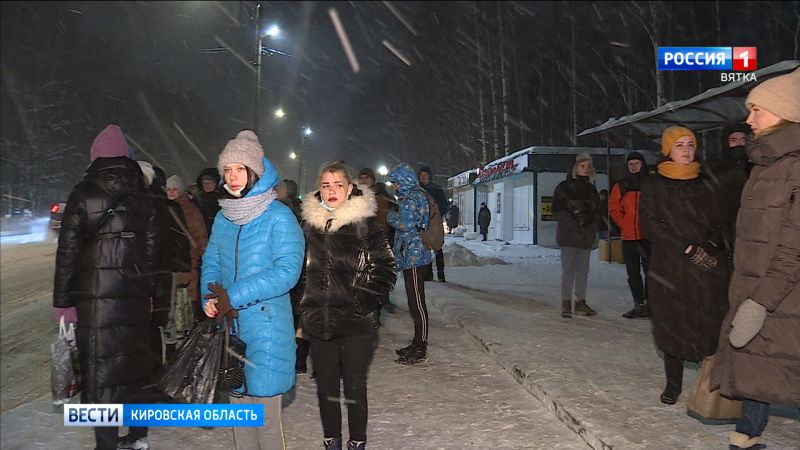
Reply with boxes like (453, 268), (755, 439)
(51, 317), (80, 405)
(687, 354), (742, 420)
(218, 315), (247, 395)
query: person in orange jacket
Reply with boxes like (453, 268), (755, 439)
(609, 151), (651, 318)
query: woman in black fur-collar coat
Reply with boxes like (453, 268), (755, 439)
(297, 161), (396, 450)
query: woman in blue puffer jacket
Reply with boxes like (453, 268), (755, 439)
(202, 130), (305, 449)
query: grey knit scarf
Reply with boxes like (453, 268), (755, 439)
(219, 188), (277, 225)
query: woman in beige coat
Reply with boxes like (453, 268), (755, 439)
(711, 69), (800, 450)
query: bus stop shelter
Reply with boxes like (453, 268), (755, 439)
(577, 60), (799, 142)
(576, 59), (798, 262)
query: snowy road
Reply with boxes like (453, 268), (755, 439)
(0, 241), (59, 413)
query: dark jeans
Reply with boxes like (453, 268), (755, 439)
(95, 426), (147, 450)
(404, 267), (429, 346)
(622, 239), (651, 305)
(296, 337), (310, 370)
(736, 399), (770, 438)
(426, 250), (445, 280)
(308, 333), (375, 442)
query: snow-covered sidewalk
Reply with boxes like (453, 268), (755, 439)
(0, 280), (586, 450)
(429, 235), (799, 449)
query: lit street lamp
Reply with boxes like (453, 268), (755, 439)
(289, 151), (297, 160)
(378, 165), (388, 176)
(274, 107), (286, 119)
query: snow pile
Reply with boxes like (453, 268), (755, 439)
(444, 235), (561, 265)
(443, 242), (508, 267)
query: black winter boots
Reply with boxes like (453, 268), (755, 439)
(622, 303), (649, 318)
(395, 343), (427, 365)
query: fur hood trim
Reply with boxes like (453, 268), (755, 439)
(301, 184), (377, 232)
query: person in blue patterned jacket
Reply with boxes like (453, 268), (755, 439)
(387, 162), (433, 365)
(202, 130), (305, 450)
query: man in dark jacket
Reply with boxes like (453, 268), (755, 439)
(609, 151), (651, 319)
(53, 124), (159, 450)
(192, 167), (221, 236)
(703, 123), (752, 253)
(418, 166), (448, 282)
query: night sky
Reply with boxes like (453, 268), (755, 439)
(2, 1), (798, 211)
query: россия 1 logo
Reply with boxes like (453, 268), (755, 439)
(658, 47), (757, 82)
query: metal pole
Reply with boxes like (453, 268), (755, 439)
(300, 135), (309, 195)
(252, 2), (262, 131)
(606, 142), (612, 263)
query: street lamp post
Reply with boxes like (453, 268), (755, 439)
(252, 2), (262, 130)
(299, 126), (312, 194)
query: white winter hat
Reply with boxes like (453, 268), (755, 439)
(137, 161), (155, 187)
(217, 130), (265, 177)
(166, 175), (185, 193)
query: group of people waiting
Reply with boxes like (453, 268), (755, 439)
(52, 123), (455, 449)
(551, 69), (799, 449)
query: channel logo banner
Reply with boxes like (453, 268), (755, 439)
(658, 47), (731, 71)
(65, 404), (264, 427)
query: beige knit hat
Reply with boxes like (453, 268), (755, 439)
(572, 152), (596, 181)
(217, 130), (265, 177)
(137, 161), (155, 187)
(746, 68), (800, 123)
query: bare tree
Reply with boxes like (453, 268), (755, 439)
(497, 3), (510, 155)
(625, 1), (667, 107)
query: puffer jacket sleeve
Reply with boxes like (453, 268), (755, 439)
(609, 183), (624, 229)
(753, 161), (800, 311)
(54, 186), (87, 307)
(226, 211), (305, 309)
(387, 189), (428, 231)
(200, 220), (222, 311)
(364, 219), (397, 298)
(184, 200), (208, 255)
(145, 197), (160, 295)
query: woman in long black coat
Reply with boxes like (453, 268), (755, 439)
(477, 202), (491, 240)
(297, 162), (396, 450)
(53, 125), (159, 450)
(640, 126), (731, 405)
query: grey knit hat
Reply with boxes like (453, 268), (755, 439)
(166, 175), (185, 193)
(217, 130), (265, 177)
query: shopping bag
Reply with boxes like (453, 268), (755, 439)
(687, 354), (742, 420)
(173, 287), (194, 337)
(158, 320), (224, 404)
(51, 317), (80, 405)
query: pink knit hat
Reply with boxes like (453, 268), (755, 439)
(90, 124), (130, 161)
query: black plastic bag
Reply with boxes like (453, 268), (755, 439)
(158, 320), (224, 404)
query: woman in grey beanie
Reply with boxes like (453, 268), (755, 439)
(201, 130), (305, 449)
